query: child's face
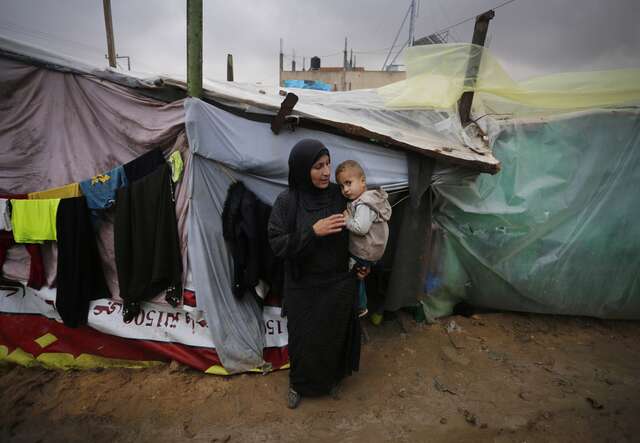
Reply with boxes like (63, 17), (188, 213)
(337, 169), (366, 200)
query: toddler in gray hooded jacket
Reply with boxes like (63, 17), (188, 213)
(336, 160), (392, 317)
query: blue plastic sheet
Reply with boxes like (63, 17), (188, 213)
(283, 79), (332, 91)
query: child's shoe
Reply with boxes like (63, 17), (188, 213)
(370, 312), (383, 326)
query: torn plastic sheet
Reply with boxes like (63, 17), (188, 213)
(423, 108), (640, 320)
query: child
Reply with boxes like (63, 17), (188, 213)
(335, 160), (392, 317)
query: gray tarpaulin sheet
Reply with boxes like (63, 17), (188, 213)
(0, 34), (498, 173)
(185, 98), (409, 372)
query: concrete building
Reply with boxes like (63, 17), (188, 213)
(280, 66), (405, 91)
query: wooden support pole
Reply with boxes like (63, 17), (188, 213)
(187, 0), (203, 98)
(458, 10), (494, 126)
(227, 54), (234, 81)
(102, 0), (117, 68)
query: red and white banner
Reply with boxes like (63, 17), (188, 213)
(0, 287), (289, 372)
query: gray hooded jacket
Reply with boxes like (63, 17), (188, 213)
(345, 189), (392, 261)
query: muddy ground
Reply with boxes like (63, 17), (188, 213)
(1, 312), (639, 443)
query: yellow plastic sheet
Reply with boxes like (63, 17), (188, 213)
(0, 345), (163, 370)
(380, 43), (640, 112)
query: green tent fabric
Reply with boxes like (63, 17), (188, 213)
(424, 109), (640, 320)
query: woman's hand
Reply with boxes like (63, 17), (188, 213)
(313, 214), (345, 237)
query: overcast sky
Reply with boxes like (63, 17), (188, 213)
(1, 0), (638, 84)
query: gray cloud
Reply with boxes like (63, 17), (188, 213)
(1, 0), (638, 84)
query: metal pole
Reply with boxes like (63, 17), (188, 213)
(227, 54), (234, 81)
(342, 37), (348, 90)
(458, 10), (494, 126)
(343, 37), (348, 69)
(186, 0), (203, 98)
(102, 0), (117, 68)
(408, 0), (417, 46)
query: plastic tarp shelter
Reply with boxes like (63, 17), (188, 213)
(388, 44), (640, 320)
(184, 97), (410, 372)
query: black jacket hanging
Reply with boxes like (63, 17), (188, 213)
(114, 163), (182, 321)
(56, 196), (109, 327)
(222, 181), (284, 299)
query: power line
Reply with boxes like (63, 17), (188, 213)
(353, 44), (407, 55)
(431, 0), (519, 35)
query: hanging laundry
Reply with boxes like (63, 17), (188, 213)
(114, 163), (182, 321)
(222, 181), (284, 300)
(123, 149), (165, 183)
(28, 182), (82, 200)
(55, 196), (109, 327)
(169, 151), (184, 183)
(0, 199), (11, 231)
(10, 198), (60, 243)
(79, 166), (128, 210)
(0, 231), (45, 290)
(0, 193), (45, 290)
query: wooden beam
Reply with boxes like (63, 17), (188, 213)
(102, 0), (117, 68)
(458, 10), (495, 126)
(227, 54), (234, 81)
(187, 0), (203, 98)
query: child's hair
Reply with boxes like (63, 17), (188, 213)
(335, 160), (366, 181)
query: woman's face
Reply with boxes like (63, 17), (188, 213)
(310, 154), (331, 189)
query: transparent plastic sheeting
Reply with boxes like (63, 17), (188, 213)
(379, 43), (640, 112)
(422, 109), (640, 320)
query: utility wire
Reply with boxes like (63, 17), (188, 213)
(431, 0), (519, 35)
(382, 4), (412, 70)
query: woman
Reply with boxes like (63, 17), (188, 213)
(268, 138), (362, 409)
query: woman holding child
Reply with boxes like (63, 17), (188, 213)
(268, 139), (363, 409)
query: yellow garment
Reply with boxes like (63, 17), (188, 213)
(10, 198), (60, 243)
(28, 182), (82, 199)
(169, 151), (184, 183)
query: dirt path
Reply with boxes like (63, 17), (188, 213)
(1, 312), (639, 443)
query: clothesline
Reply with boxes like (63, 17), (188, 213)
(0, 147), (185, 328)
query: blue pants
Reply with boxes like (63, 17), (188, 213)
(351, 255), (376, 311)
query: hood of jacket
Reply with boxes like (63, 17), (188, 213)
(356, 189), (392, 222)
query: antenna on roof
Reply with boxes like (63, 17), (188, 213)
(382, 0), (419, 71)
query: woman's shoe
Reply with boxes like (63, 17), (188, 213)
(287, 387), (301, 409)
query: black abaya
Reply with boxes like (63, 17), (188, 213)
(268, 139), (360, 396)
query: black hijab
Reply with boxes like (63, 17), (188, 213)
(287, 139), (334, 211)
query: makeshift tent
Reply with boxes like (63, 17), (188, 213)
(424, 108), (640, 320)
(0, 36), (494, 372)
(386, 44), (640, 320)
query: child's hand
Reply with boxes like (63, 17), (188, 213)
(342, 209), (350, 220)
(356, 267), (370, 280)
